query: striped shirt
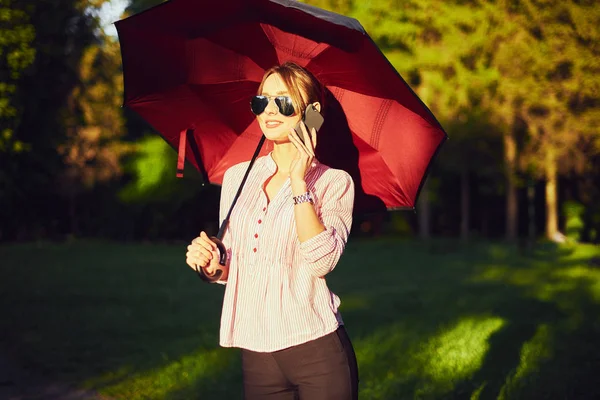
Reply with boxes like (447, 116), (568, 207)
(217, 152), (355, 352)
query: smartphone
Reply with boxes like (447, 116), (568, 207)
(294, 104), (324, 145)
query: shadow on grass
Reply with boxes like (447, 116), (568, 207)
(327, 238), (600, 399)
(0, 238), (599, 399)
(0, 241), (241, 399)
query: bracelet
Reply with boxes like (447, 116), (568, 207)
(293, 191), (314, 205)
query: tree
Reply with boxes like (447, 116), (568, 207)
(491, 0), (600, 240)
(0, 0), (35, 154)
(353, 0), (600, 242)
(306, 0), (509, 239)
(1, 0), (109, 240)
(58, 35), (130, 234)
(0, 0), (36, 239)
(126, 0), (167, 16)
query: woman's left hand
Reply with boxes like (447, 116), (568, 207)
(288, 123), (317, 182)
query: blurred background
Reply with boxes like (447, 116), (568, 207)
(1, 1), (600, 399)
(1, 0), (598, 245)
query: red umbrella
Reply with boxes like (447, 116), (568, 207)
(115, 0), (447, 213)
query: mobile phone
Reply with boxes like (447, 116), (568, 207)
(294, 104), (324, 145)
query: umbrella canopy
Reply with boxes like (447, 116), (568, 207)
(116, 0), (447, 211)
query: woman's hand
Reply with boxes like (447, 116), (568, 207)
(288, 122), (317, 182)
(186, 231), (223, 277)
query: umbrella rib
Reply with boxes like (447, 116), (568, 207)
(259, 23), (331, 60)
(371, 99), (393, 151)
(187, 129), (210, 182)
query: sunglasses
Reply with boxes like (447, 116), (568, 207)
(250, 95), (295, 117)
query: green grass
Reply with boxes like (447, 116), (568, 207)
(1, 238), (599, 399)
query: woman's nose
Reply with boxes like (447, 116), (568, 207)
(264, 98), (278, 115)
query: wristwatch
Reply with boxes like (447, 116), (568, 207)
(293, 191), (314, 205)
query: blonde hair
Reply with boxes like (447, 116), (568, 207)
(257, 62), (324, 116)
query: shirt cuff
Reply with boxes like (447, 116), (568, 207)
(299, 227), (336, 263)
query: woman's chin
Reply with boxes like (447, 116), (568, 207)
(262, 129), (291, 142)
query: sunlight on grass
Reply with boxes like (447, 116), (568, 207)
(416, 317), (505, 392)
(355, 317), (505, 399)
(90, 348), (237, 399)
(492, 324), (553, 400)
(556, 266), (600, 302)
(469, 243), (600, 307)
(353, 324), (418, 400)
(471, 382), (487, 400)
(474, 266), (542, 287)
(3, 240), (600, 399)
(463, 243), (600, 398)
(470, 249), (600, 320)
(498, 324), (552, 399)
(564, 243), (600, 260)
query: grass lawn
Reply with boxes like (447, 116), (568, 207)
(1, 238), (599, 399)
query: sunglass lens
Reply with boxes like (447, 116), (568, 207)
(250, 96), (268, 115)
(275, 96), (295, 116)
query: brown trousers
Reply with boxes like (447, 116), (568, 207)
(241, 326), (359, 400)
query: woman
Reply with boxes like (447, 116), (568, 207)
(186, 62), (359, 400)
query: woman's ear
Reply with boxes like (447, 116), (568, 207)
(312, 102), (322, 113)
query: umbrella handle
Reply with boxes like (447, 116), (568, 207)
(197, 135), (264, 284)
(195, 236), (228, 283)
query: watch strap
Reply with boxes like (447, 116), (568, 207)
(293, 191), (314, 205)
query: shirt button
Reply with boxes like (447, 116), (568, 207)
(258, 219), (262, 224)
(254, 233), (258, 238)
(253, 248), (257, 253)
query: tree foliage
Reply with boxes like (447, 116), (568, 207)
(0, 0), (35, 153)
(1, 0), (598, 242)
(0, 0), (116, 240)
(306, 0), (600, 239)
(59, 37), (129, 193)
(126, 0), (167, 16)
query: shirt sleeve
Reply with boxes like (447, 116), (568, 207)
(299, 170), (355, 277)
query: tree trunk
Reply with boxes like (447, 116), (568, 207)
(460, 166), (470, 242)
(545, 148), (558, 239)
(418, 179), (430, 240)
(504, 132), (518, 242)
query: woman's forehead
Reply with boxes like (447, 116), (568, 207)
(262, 74), (289, 95)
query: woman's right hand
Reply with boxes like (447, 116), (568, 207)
(186, 231), (221, 276)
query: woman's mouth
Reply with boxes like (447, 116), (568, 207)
(265, 120), (283, 129)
